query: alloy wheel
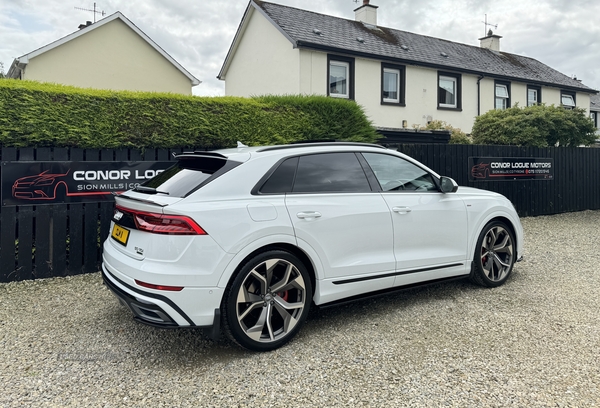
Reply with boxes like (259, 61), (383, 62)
(480, 226), (514, 282)
(235, 258), (307, 344)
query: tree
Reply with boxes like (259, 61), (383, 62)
(0, 62), (5, 79)
(471, 104), (596, 147)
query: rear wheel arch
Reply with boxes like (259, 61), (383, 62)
(224, 243), (316, 297)
(220, 246), (314, 351)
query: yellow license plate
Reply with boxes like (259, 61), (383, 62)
(111, 224), (130, 246)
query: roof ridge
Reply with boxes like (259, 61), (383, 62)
(254, 0), (595, 92)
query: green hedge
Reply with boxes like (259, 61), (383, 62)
(0, 80), (378, 148)
(471, 104), (596, 147)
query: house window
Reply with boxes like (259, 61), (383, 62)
(328, 55), (354, 99)
(527, 85), (541, 106)
(591, 112), (598, 128)
(561, 91), (576, 109)
(438, 72), (461, 110)
(381, 63), (405, 105)
(495, 81), (511, 109)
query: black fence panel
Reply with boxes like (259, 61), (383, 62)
(1, 145), (599, 283)
(394, 144), (600, 218)
(0, 147), (183, 283)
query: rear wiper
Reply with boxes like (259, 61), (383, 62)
(132, 185), (170, 195)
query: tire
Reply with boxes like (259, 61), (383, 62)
(470, 221), (516, 287)
(222, 250), (312, 351)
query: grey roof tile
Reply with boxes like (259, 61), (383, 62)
(254, 0), (595, 93)
(591, 94), (600, 110)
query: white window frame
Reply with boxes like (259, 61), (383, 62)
(527, 89), (538, 107)
(329, 61), (350, 99)
(438, 75), (457, 108)
(382, 68), (400, 103)
(495, 84), (509, 110)
(561, 94), (575, 110)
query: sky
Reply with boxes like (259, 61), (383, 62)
(1, 0), (599, 97)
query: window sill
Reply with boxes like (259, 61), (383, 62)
(381, 101), (406, 107)
(329, 95), (354, 101)
(437, 106), (462, 112)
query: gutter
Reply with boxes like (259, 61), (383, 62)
(477, 75), (484, 116)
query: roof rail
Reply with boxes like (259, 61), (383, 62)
(257, 142), (385, 153)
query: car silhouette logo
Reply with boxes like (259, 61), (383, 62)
(12, 170), (71, 200)
(471, 163), (490, 179)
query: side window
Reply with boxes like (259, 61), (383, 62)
(362, 153), (437, 192)
(258, 157), (298, 194)
(381, 63), (406, 105)
(328, 55), (354, 100)
(293, 153), (371, 193)
(438, 72), (461, 110)
(561, 91), (576, 110)
(527, 85), (541, 106)
(495, 80), (511, 109)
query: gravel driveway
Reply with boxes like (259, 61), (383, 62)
(1, 211), (600, 407)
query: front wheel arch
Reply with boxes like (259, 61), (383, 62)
(469, 215), (519, 260)
(470, 219), (516, 287)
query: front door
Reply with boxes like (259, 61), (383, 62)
(362, 153), (469, 283)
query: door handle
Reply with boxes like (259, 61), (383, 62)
(392, 206), (412, 214)
(296, 211), (322, 219)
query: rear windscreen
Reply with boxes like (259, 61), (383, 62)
(140, 156), (240, 197)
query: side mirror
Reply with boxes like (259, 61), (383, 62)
(440, 176), (458, 193)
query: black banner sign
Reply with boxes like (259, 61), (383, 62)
(469, 157), (554, 181)
(2, 161), (173, 206)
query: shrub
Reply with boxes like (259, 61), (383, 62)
(418, 120), (471, 144)
(0, 80), (378, 148)
(471, 104), (596, 147)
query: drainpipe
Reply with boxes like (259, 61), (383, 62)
(477, 75), (484, 116)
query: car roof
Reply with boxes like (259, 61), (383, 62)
(178, 142), (389, 162)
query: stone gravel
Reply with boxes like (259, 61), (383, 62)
(2, 210), (600, 407)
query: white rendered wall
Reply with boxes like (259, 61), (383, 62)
(299, 50), (327, 95)
(229, 36), (594, 132)
(225, 9), (300, 96)
(24, 19), (193, 94)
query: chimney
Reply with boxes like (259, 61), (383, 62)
(354, 0), (378, 26)
(479, 30), (502, 51)
(78, 21), (93, 30)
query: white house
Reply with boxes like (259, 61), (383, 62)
(219, 0), (597, 134)
(7, 12), (200, 95)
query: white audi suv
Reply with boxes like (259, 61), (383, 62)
(102, 142), (523, 351)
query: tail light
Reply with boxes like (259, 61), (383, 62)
(116, 206), (206, 235)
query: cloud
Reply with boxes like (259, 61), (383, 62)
(1, 0), (598, 94)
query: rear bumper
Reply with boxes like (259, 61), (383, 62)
(101, 267), (221, 340)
